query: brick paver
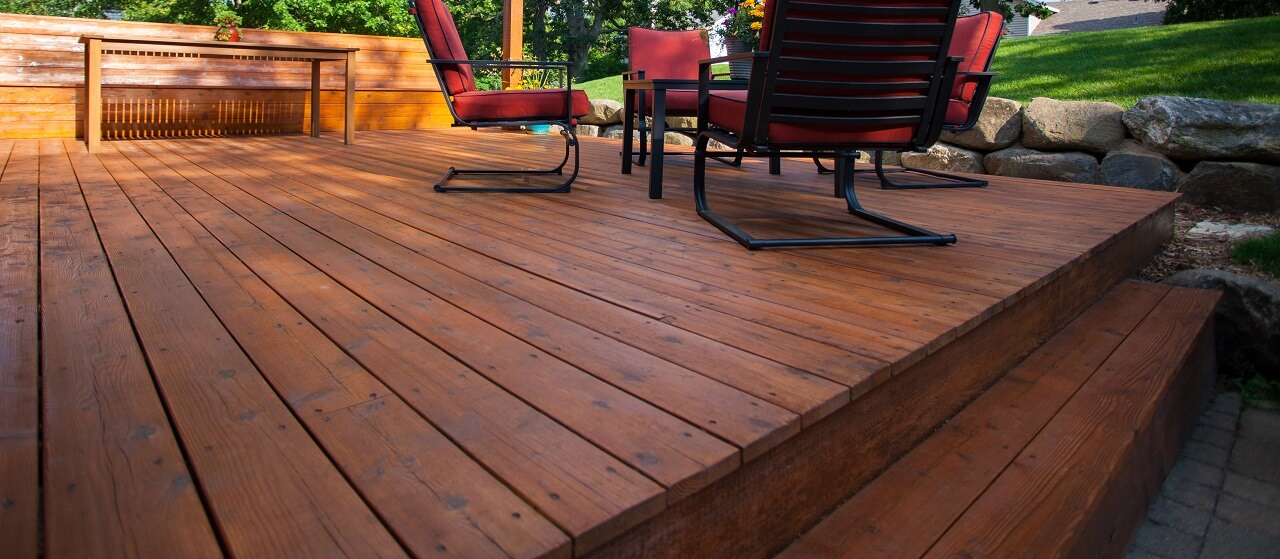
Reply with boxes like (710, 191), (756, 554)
(1126, 393), (1280, 559)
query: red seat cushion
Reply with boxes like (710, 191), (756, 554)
(640, 89), (699, 116)
(451, 89), (591, 123)
(708, 91), (916, 146)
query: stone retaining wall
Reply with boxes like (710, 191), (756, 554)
(578, 95), (1280, 213)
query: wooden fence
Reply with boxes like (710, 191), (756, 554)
(0, 13), (453, 139)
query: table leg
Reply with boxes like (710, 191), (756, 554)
(310, 60), (321, 138)
(622, 87), (634, 174)
(649, 90), (667, 199)
(84, 38), (102, 153)
(344, 54), (355, 144)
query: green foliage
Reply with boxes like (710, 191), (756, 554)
(1236, 373), (1280, 407)
(1230, 232), (1280, 277)
(989, 16), (1280, 107)
(971, 0), (1055, 21)
(1161, 0), (1280, 24)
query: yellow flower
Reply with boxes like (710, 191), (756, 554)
(750, 7), (764, 16)
(750, 21), (762, 30)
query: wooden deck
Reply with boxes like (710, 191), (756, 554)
(0, 130), (1178, 559)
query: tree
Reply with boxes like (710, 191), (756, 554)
(971, 0), (1056, 20)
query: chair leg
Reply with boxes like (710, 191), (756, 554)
(694, 141), (957, 250)
(873, 150), (988, 189)
(435, 125), (580, 193)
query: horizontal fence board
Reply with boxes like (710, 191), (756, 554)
(0, 12), (452, 139)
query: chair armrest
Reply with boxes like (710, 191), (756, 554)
(698, 51), (762, 67)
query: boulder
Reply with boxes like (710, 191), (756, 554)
(581, 99), (624, 125)
(1100, 140), (1185, 192)
(899, 142), (985, 174)
(942, 96), (1022, 151)
(665, 116), (698, 130)
(663, 132), (695, 146)
(1022, 97), (1126, 154)
(1179, 161), (1280, 212)
(984, 144), (1100, 183)
(575, 124), (602, 137)
(601, 125), (639, 141)
(856, 150), (902, 167)
(1123, 96), (1280, 164)
(1163, 270), (1280, 380)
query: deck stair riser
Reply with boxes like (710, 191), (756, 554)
(775, 280), (1221, 559)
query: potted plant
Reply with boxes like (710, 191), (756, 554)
(715, 0), (765, 78)
(213, 10), (242, 42)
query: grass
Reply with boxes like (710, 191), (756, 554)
(578, 17), (1280, 108)
(1231, 231), (1280, 277)
(991, 16), (1280, 107)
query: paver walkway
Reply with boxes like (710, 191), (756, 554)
(1126, 392), (1280, 559)
(1033, 0), (1167, 35)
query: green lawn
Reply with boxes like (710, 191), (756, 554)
(576, 17), (1280, 108)
(990, 16), (1280, 107)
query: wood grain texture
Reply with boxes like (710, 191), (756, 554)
(773, 280), (1173, 559)
(6, 128), (1182, 558)
(0, 140), (40, 559)
(85, 141), (572, 559)
(35, 139), (222, 559)
(925, 287), (1221, 559)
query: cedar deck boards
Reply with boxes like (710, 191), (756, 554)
(774, 281), (1220, 559)
(0, 130), (1178, 559)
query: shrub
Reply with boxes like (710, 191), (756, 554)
(1162, 0), (1280, 24)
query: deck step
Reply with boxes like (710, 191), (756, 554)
(774, 280), (1221, 559)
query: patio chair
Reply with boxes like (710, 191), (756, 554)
(814, 11), (1004, 189)
(693, 0), (964, 249)
(409, 0), (590, 192)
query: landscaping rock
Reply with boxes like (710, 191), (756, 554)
(581, 99), (624, 125)
(857, 150), (902, 167)
(1180, 162), (1280, 212)
(942, 96), (1022, 151)
(1022, 97), (1126, 154)
(1100, 140), (1185, 191)
(575, 124), (601, 137)
(984, 144), (1100, 183)
(899, 142), (985, 174)
(665, 116), (698, 130)
(1123, 96), (1280, 164)
(663, 132), (695, 146)
(1163, 270), (1280, 380)
(601, 125), (638, 142)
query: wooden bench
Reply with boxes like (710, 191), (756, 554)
(775, 280), (1221, 559)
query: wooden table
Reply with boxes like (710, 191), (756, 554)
(80, 36), (357, 153)
(622, 77), (746, 199)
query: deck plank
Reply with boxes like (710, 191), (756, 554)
(35, 139), (223, 559)
(773, 280), (1173, 559)
(109, 140), (668, 554)
(83, 141), (572, 559)
(0, 139), (41, 559)
(139, 138), (742, 499)
(59, 140), (408, 558)
(925, 287), (1222, 558)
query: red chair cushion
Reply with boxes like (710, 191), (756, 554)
(640, 89), (700, 116)
(628, 28), (710, 80)
(413, 0), (476, 94)
(947, 12), (1003, 121)
(707, 91), (916, 146)
(451, 89), (591, 123)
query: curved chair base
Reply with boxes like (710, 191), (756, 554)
(696, 139), (957, 250)
(435, 124), (579, 193)
(813, 151), (989, 190)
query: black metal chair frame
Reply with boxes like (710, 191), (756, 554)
(410, 6), (580, 193)
(814, 31), (1002, 190)
(693, 0), (963, 250)
(622, 69), (747, 171)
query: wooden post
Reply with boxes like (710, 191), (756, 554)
(83, 37), (102, 153)
(501, 0), (523, 88)
(344, 51), (356, 144)
(310, 60), (322, 138)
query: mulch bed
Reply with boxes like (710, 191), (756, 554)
(1138, 204), (1280, 286)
